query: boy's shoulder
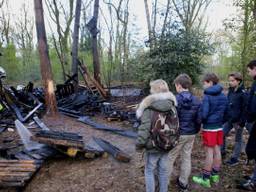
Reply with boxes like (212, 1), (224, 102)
(176, 92), (201, 105)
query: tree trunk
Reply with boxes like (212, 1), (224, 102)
(34, 0), (58, 116)
(241, 0), (249, 79)
(92, 0), (101, 84)
(71, 0), (82, 90)
(144, 0), (153, 49)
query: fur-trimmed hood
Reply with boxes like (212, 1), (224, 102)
(136, 92), (177, 119)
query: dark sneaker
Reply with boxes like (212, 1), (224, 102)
(226, 158), (239, 166)
(243, 176), (252, 180)
(221, 151), (226, 159)
(176, 178), (189, 192)
(237, 179), (256, 191)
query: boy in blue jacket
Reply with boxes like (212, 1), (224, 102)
(193, 73), (228, 188)
(221, 72), (247, 166)
(169, 74), (201, 191)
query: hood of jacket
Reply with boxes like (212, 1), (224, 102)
(204, 84), (223, 96)
(136, 92), (177, 119)
(177, 91), (193, 110)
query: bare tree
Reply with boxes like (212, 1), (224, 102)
(171, 0), (212, 32)
(161, 0), (171, 37)
(0, 0), (4, 9)
(14, 3), (34, 68)
(34, 0), (58, 116)
(144, 0), (154, 49)
(0, 1), (12, 44)
(152, 0), (158, 42)
(103, 0), (130, 81)
(87, 0), (101, 83)
(46, 0), (75, 81)
(241, 0), (250, 78)
(103, 1), (115, 88)
(71, 0), (82, 90)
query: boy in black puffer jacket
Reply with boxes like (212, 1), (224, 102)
(239, 60), (256, 191)
(169, 74), (201, 192)
(221, 72), (248, 166)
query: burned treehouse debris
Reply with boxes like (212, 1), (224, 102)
(0, 61), (139, 189)
(0, 160), (39, 187)
(0, 80), (43, 123)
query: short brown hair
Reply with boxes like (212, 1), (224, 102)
(247, 60), (256, 69)
(203, 73), (219, 85)
(228, 72), (243, 82)
(174, 73), (192, 89)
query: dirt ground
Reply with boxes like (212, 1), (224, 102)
(0, 115), (254, 192)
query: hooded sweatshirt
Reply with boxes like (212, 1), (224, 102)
(201, 84), (228, 131)
(136, 92), (177, 152)
(226, 82), (248, 125)
(176, 91), (201, 135)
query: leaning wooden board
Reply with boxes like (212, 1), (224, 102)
(0, 160), (38, 187)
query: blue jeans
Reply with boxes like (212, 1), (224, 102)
(144, 151), (171, 192)
(221, 122), (244, 160)
(252, 165), (256, 183)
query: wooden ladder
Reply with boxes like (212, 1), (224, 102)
(78, 60), (108, 99)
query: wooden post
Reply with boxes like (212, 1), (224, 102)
(34, 0), (58, 116)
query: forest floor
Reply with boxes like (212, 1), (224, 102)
(0, 114), (254, 192)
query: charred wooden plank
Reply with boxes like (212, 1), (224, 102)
(93, 137), (131, 163)
(31, 136), (84, 149)
(35, 130), (83, 140)
(0, 181), (24, 187)
(0, 160), (35, 164)
(78, 116), (137, 139)
(33, 116), (49, 131)
(0, 164), (36, 169)
(0, 181), (25, 187)
(0, 167), (36, 172)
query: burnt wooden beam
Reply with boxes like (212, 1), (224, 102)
(31, 136), (84, 149)
(78, 116), (137, 139)
(93, 137), (130, 163)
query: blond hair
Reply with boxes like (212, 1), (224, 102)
(150, 79), (169, 94)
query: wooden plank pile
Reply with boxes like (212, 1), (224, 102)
(32, 130), (84, 149)
(0, 160), (38, 187)
(31, 130), (105, 158)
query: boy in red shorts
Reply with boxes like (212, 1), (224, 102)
(193, 73), (228, 188)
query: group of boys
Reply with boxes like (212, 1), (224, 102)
(136, 60), (256, 192)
